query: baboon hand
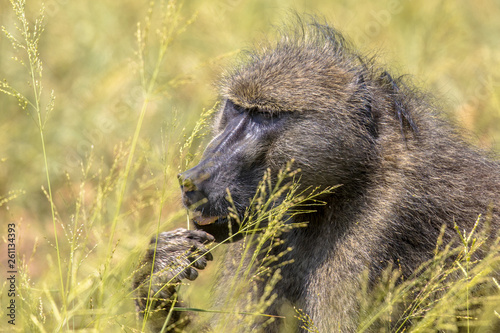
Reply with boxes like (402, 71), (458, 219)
(134, 228), (215, 312)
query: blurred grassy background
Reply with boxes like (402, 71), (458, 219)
(0, 0), (499, 331)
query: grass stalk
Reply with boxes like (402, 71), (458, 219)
(98, 0), (195, 327)
(3, 0), (67, 323)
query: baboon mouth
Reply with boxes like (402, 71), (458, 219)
(189, 211), (220, 226)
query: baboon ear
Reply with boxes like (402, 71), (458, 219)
(379, 71), (418, 141)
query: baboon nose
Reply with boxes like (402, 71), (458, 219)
(178, 173), (197, 192)
(178, 172), (208, 209)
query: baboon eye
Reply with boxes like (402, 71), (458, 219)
(225, 100), (278, 125)
(249, 108), (276, 124)
(224, 100), (248, 118)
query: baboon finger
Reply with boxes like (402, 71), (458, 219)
(149, 229), (215, 250)
(162, 228), (215, 243)
(185, 229), (216, 244)
(190, 256), (208, 270)
(187, 243), (213, 262)
(150, 228), (191, 246)
(183, 267), (199, 281)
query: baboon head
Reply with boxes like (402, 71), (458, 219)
(179, 24), (387, 241)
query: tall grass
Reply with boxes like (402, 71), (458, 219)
(1, 0), (65, 324)
(0, 0), (499, 332)
(1, 0), (200, 331)
(356, 217), (500, 332)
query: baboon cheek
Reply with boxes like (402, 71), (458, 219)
(268, 132), (347, 187)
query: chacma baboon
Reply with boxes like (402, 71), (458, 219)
(133, 19), (500, 332)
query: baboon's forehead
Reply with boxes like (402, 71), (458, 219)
(221, 44), (358, 113)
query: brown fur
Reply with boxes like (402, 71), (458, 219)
(134, 20), (500, 332)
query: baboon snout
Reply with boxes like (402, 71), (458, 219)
(178, 168), (222, 226)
